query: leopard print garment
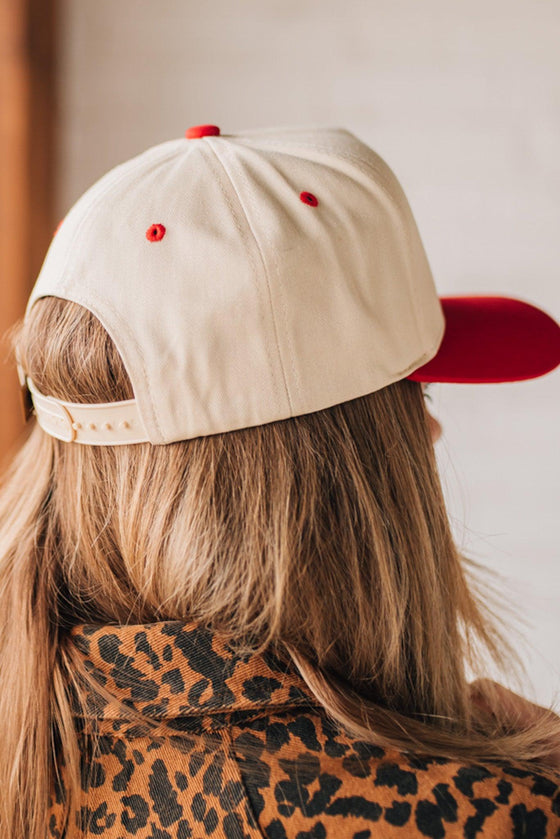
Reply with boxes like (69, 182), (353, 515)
(48, 621), (560, 838)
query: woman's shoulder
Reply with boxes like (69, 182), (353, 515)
(227, 706), (560, 838)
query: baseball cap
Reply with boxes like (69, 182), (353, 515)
(17, 124), (560, 446)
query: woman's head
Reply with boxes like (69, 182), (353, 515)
(9, 295), (496, 707)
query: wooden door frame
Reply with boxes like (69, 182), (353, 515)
(0, 0), (58, 470)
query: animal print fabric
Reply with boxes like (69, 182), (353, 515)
(48, 621), (560, 837)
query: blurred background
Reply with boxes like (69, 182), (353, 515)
(1, 0), (558, 703)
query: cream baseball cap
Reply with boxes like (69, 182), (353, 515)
(18, 124), (560, 445)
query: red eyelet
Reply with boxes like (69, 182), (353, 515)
(185, 124), (221, 139)
(146, 223), (166, 242)
(300, 191), (318, 207)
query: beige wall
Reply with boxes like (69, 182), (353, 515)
(57, 0), (559, 705)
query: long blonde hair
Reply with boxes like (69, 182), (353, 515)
(1, 296), (558, 838)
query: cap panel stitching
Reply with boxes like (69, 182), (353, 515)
(231, 162), (303, 412)
(204, 141), (292, 416)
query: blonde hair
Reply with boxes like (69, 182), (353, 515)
(0, 296), (558, 838)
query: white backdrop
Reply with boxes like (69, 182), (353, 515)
(57, 0), (559, 706)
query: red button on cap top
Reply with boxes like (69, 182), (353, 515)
(185, 124), (221, 139)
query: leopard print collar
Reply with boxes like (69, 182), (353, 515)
(66, 620), (320, 721)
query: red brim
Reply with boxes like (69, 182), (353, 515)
(407, 296), (560, 384)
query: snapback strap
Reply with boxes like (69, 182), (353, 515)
(19, 364), (150, 445)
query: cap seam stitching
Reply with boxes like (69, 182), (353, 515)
(227, 159), (303, 413)
(204, 141), (294, 415)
